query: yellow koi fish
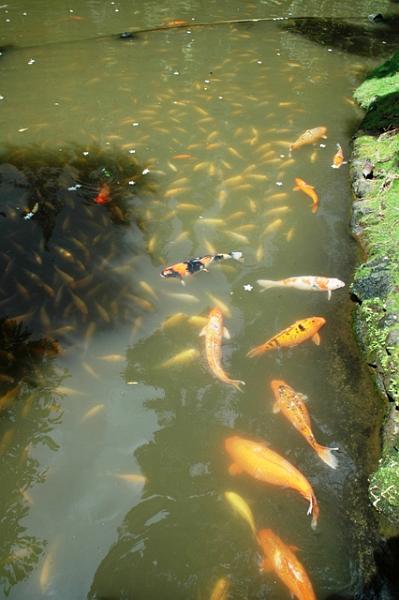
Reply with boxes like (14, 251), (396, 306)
(290, 126), (327, 151)
(209, 577), (230, 600)
(270, 380), (339, 469)
(247, 317), (326, 358)
(224, 491), (256, 534)
(200, 308), (245, 391)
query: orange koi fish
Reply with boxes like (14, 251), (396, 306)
(164, 19), (188, 27)
(94, 183), (111, 205)
(160, 251), (242, 285)
(257, 276), (345, 300)
(270, 380), (339, 469)
(200, 308), (245, 391)
(257, 529), (317, 600)
(247, 317), (326, 358)
(225, 435), (319, 528)
(293, 178), (319, 214)
(290, 126), (327, 151)
(331, 143), (347, 169)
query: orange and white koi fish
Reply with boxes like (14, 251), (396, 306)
(247, 317), (326, 358)
(270, 380), (339, 469)
(160, 251), (243, 285)
(290, 126), (327, 151)
(257, 276), (345, 300)
(257, 529), (317, 600)
(331, 143), (347, 169)
(94, 183), (111, 205)
(200, 308), (245, 391)
(225, 436), (319, 528)
(293, 178), (319, 214)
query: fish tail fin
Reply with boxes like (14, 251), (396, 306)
(247, 344), (267, 358)
(229, 251), (244, 262)
(257, 279), (279, 292)
(331, 163), (339, 169)
(311, 203), (318, 214)
(308, 492), (320, 530)
(231, 379), (246, 392)
(315, 444), (339, 469)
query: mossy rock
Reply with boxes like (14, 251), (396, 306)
(369, 452), (399, 524)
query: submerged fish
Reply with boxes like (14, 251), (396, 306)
(224, 491), (256, 534)
(257, 276), (345, 300)
(270, 380), (339, 469)
(293, 178), (319, 214)
(258, 529), (317, 600)
(160, 251), (243, 284)
(290, 126), (327, 151)
(95, 182), (111, 205)
(331, 143), (347, 169)
(247, 317), (326, 358)
(209, 577), (230, 600)
(160, 348), (199, 368)
(225, 435), (319, 528)
(200, 307), (245, 391)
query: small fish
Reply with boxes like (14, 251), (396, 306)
(290, 126), (327, 151)
(165, 291), (199, 303)
(209, 577), (230, 600)
(54, 386), (87, 396)
(258, 529), (317, 600)
(270, 380), (339, 469)
(164, 19), (189, 27)
(200, 307), (245, 391)
(224, 491), (256, 534)
(172, 153), (193, 160)
(161, 312), (187, 330)
(96, 354), (125, 362)
(331, 143), (347, 169)
(80, 404), (105, 423)
(293, 178), (319, 214)
(225, 436), (319, 528)
(247, 317), (326, 358)
(114, 473), (146, 484)
(257, 276), (345, 300)
(95, 182), (111, 205)
(160, 348), (199, 368)
(160, 252), (243, 284)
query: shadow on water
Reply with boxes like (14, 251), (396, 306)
(0, 318), (65, 595)
(280, 16), (399, 57)
(0, 144), (158, 344)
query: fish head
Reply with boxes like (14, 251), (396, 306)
(160, 267), (175, 279)
(224, 435), (240, 456)
(270, 379), (288, 397)
(329, 278), (345, 290)
(257, 529), (277, 555)
(208, 306), (223, 328)
(313, 316), (327, 329)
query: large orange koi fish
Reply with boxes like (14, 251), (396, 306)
(258, 528), (317, 600)
(200, 307), (245, 391)
(225, 435), (319, 528)
(270, 380), (339, 469)
(247, 317), (326, 358)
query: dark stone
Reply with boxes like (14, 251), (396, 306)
(368, 14), (385, 23)
(351, 258), (393, 302)
(118, 32), (138, 40)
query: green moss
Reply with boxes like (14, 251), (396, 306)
(352, 51), (399, 527)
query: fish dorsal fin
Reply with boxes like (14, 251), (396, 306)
(297, 393), (308, 403)
(199, 325), (207, 337)
(312, 332), (321, 346)
(272, 400), (280, 414)
(223, 327), (231, 340)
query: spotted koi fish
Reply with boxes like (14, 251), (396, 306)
(331, 143), (347, 169)
(160, 251), (242, 285)
(257, 276), (345, 300)
(200, 307), (245, 391)
(247, 317), (326, 358)
(270, 380), (339, 469)
(290, 126), (327, 151)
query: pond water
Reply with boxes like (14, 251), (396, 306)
(1, 1), (399, 599)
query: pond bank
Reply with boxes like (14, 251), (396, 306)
(351, 50), (399, 527)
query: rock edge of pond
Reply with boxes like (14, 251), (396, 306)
(351, 50), (399, 530)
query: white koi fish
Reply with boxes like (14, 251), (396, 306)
(257, 276), (345, 300)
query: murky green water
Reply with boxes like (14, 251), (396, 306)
(1, 1), (399, 598)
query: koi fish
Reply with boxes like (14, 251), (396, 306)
(225, 435), (319, 528)
(290, 126), (327, 151)
(95, 182), (111, 205)
(257, 529), (317, 600)
(293, 178), (319, 214)
(164, 19), (188, 27)
(270, 380), (339, 469)
(200, 308), (245, 391)
(160, 251), (243, 285)
(247, 317), (326, 358)
(209, 577), (230, 600)
(224, 491), (256, 534)
(257, 276), (345, 300)
(331, 143), (347, 169)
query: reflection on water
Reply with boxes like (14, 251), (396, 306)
(1, 0), (399, 599)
